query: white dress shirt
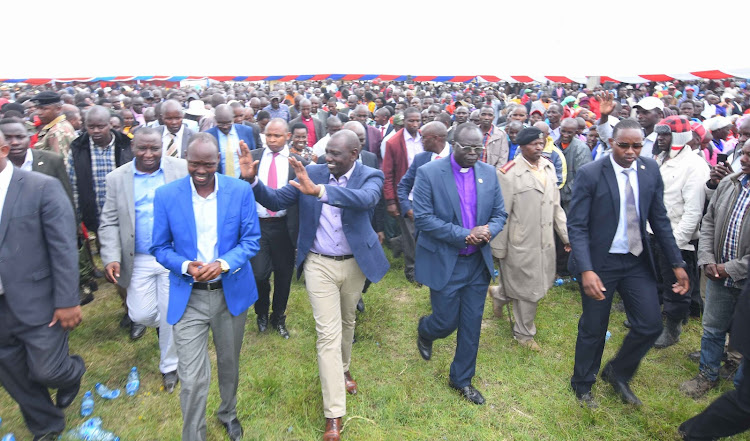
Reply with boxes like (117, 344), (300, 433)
(609, 154), (641, 254)
(19, 149), (33, 171)
(312, 133), (331, 158)
(404, 130), (423, 166)
(256, 147), (289, 218)
(162, 126), (185, 158)
(0, 164), (14, 293)
(180, 176), (220, 278)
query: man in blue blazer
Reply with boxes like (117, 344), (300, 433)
(397, 121), (451, 221)
(206, 104), (257, 178)
(413, 123), (507, 405)
(150, 133), (260, 441)
(238, 130), (388, 441)
(567, 119), (689, 409)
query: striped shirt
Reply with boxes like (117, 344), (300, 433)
(721, 175), (750, 288)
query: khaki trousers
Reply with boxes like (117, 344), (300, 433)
(304, 252), (366, 418)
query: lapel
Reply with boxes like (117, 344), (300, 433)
(516, 159), (546, 194)
(309, 165), (327, 223)
(602, 157), (620, 219)
(123, 163), (136, 230)
(636, 158), (648, 223)
(216, 174), (230, 241)
(439, 158), (463, 224)
(30, 150), (46, 173)
(179, 176), (197, 248)
(0, 168), (23, 247)
(475, 164), (491, 223)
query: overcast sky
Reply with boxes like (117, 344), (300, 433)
(4, 0), (747, 80)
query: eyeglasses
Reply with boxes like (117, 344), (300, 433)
(455, 142), (485, 154)
(615, 142), (644, 149)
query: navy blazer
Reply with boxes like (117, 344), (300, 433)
(412, 157), (507, 291)
(206, 124), (257, 174)
(566, 156), (683, 277)
(397, 148), (452, 217)
(150, 174), (261, 324)
(252, 162), (389, 282)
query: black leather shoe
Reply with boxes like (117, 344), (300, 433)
(56, 379), (81, 408)
(33, 433), (61, 441)
(221, 417), (243, 441)
(417, 317), (432, 361)
(271, 315), (290, 339)
(119, 313), (132, 329)
(600, 364), (642, 406)
(93, 268), (105, 279)
(130, 323), (147, 340)
(162, 370), (179, 393)
(257, 314), (268, 333)
(576, 391), (598, 409)
(449, 381), (485, 405)
(357, 297), (365, 313)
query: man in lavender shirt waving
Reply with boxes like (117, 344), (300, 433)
(413, 123), (507, 405)
(239, 130), (388, 441)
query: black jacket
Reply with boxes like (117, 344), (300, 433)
(69, 130), (133, 231)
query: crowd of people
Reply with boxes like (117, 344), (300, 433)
(0, 76), (749, 440)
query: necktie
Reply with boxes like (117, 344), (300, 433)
(380, 126), (385, 136)
(267, 152), (279, 216)
(623, 169), (643, 256)
(166, 133), (178, 157)
(225, 135), (235, 177)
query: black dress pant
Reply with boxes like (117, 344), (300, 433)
(0, 295), (86, 436)
(652, 234), (695, 321)
(251, 218), (295, 320)
(571, 253), (662, 395)
(679, 361), (750, 440)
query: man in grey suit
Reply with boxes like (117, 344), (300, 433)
(0, 131), (85, 440)
(98, 127), (188, 393)
(159, 99), (196, 159)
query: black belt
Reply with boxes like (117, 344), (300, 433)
(311, 252), (354, 261)
(192, 280), (223, 291)
(259, 216), (286, 222)
(458, 252), (477, 258)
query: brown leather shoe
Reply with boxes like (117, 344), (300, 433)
(344, 371), (357, 395)
(323, 417), (342, 441)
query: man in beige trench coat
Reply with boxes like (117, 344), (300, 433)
(489, 126), (570, 351)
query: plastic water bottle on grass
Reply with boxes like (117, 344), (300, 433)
(81, 391), (94, 416)
(2, 434), (15, 441)
(62, 418), (120, 441)
(95, 383), (120, 399)
(126, 367), (140, 396)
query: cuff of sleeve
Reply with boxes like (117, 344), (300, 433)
(181, 261), (190, 275)
(318, 185), (328, 202)
(250, 177), (259, 187)
(216, 258), (229, 273)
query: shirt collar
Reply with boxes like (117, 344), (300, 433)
(20, 149), (33, 170)
(450, 154), (472, 174)
(219, 125), (237, 137)
(265, 146), (289, 158)
(90, 131), (116, 150)
(164, 126), (184, 139)
(404, 129), (421, 143)
(437, 143), (451, 158)
(132, 158), (165, 176)
(609, 153), (637, 174)
(189, 173), (219, 199)
(0, 162), (14, 190)
(330, 161), (357, 183)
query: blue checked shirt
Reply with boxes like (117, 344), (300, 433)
(721, 175), (750, 288)
(67, 135), (116, 220)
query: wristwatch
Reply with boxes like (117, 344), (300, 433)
(217, 259), (230, 273)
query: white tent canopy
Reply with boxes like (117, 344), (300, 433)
(4, 0), (748, 82)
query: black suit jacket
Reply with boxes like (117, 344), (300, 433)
(31, 149), (73, 206)
(0, 168), (79, 326)
(251, 148), (308, 243)
(567, 156), (683, 277)
(731, 268), (750, 357)
(242, 121), (264, 149)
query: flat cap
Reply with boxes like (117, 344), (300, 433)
(30, 91), (62, 105)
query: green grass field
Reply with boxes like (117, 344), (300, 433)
(0, 253), (746, 441)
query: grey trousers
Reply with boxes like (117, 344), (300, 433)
(173, 288), (247, 441)
(397, 215), (416, 276)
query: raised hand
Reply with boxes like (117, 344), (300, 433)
(596, 92), (616, 117)
(288, 157), (320, 196)
(238, 140), (259, 181)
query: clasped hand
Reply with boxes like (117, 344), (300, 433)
(466, 225), (491, 245)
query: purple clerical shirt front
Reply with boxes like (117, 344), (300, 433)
(311, 162), (357, 256)
(450, 154), (479, 255)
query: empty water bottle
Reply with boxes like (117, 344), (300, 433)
(554, 278), (564, 286)
(95, 383), (121, 400)
(0, 416), (2, 430)
(81, 390), (94, 417)
(62, 418), (120, 441)
(605, 330), (612, 342)
(2, 434), (15, 441)
(126, 367), (140, 396)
